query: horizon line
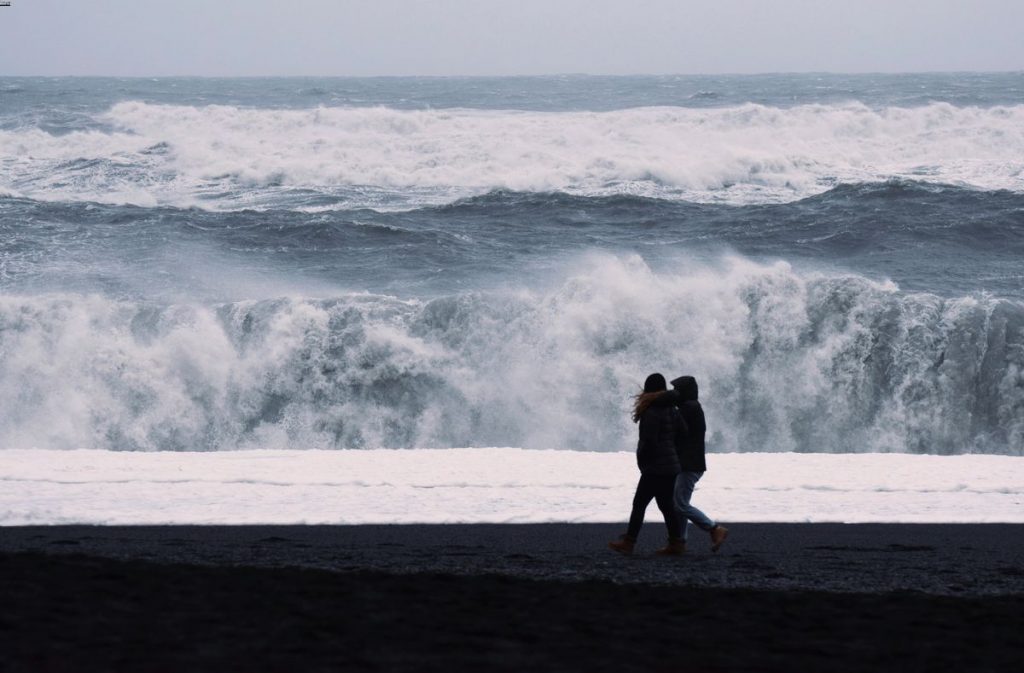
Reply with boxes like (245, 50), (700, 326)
(4, 69), (1024, 79)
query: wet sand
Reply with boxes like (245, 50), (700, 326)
(2, 523), (1023, 671)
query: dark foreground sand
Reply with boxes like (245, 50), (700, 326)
(2, 524), (1022, 672)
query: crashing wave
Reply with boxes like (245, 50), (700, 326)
(1, 101), (1023, 210)
(0, 255), (1021, 454)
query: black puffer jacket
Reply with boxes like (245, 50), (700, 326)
(636, 393), (684, 476)
(670, 376), (707, 472)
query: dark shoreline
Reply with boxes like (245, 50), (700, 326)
(2, 524), (1023, 672)
(4, 523), (1023, 595)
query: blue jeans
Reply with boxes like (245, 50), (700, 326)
(674, 471), (716, 542)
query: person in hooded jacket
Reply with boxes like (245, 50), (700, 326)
(608, 373), (686, 556)
(668, 375), (728, 552)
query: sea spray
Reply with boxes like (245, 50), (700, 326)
(1, 256), (1021, 454)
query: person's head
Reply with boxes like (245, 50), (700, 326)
(633, 373), (667, 422)
(643, 372), (667, 393)
(671, 375), (699, 401)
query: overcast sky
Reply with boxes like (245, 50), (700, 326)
(2, 0), (1023, 77)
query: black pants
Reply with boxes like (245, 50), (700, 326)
(626, 473), (681, 540)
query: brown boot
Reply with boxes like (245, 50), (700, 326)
(710, 525), (729, 552)
(608, 534), (636, 555)
(655, 538), (686, 556)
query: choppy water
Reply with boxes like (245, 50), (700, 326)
(2, 74), (1023, 453)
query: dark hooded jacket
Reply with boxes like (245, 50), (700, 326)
(635, 392), (685, 476)
(670, 376), (707, 472)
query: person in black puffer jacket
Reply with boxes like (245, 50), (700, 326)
(668, 375), (728, 553)
(608, 373), (685, 556)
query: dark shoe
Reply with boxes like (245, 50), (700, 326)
(710, 525), (729, 552)
(608, 534), (636, 555)
(655, 538), (686, 556)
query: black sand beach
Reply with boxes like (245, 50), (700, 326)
(2, 523), (1023, 672)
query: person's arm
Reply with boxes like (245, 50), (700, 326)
(636, 416), (651, 469)
(673, 409), (689, 463)
(694, 404), (707, 437)
(663, 389), (685, 408)
(638, 415), (657, 451)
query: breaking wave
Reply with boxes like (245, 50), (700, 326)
(1, 256), (1021, 454)
(1, 101), (1023, 209)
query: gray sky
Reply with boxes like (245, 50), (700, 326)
(2, 0), (1023, 76)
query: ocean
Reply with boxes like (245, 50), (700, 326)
(2, 73), (1023, 458)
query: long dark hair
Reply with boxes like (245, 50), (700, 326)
(632, 373), (667, 423)
(632, 392), (666, 423)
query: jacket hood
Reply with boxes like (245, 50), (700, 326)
(671, 375), (699, 401)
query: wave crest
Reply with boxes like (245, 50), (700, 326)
(1, 102), (1023, 209)
(1, 256), (1021, 453)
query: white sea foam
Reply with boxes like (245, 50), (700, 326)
(1, 449), (1021, 525)
(1, 102), (1023, 209)
(1, 255), (1022, 454)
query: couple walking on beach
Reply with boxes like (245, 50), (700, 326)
(609, 373), (728, 556)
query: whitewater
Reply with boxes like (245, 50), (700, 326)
(4, 449), (1022, 525)
(3, 100), (1024, 209)
(2, 255), (1023, 455)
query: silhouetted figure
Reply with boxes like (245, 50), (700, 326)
(608, 373), (685, 555)
(669, 375), (728, 552)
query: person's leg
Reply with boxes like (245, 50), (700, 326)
(674, 471), (716, 542)
(626, 474), (658, 539)
(653, 475), (682, 540)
